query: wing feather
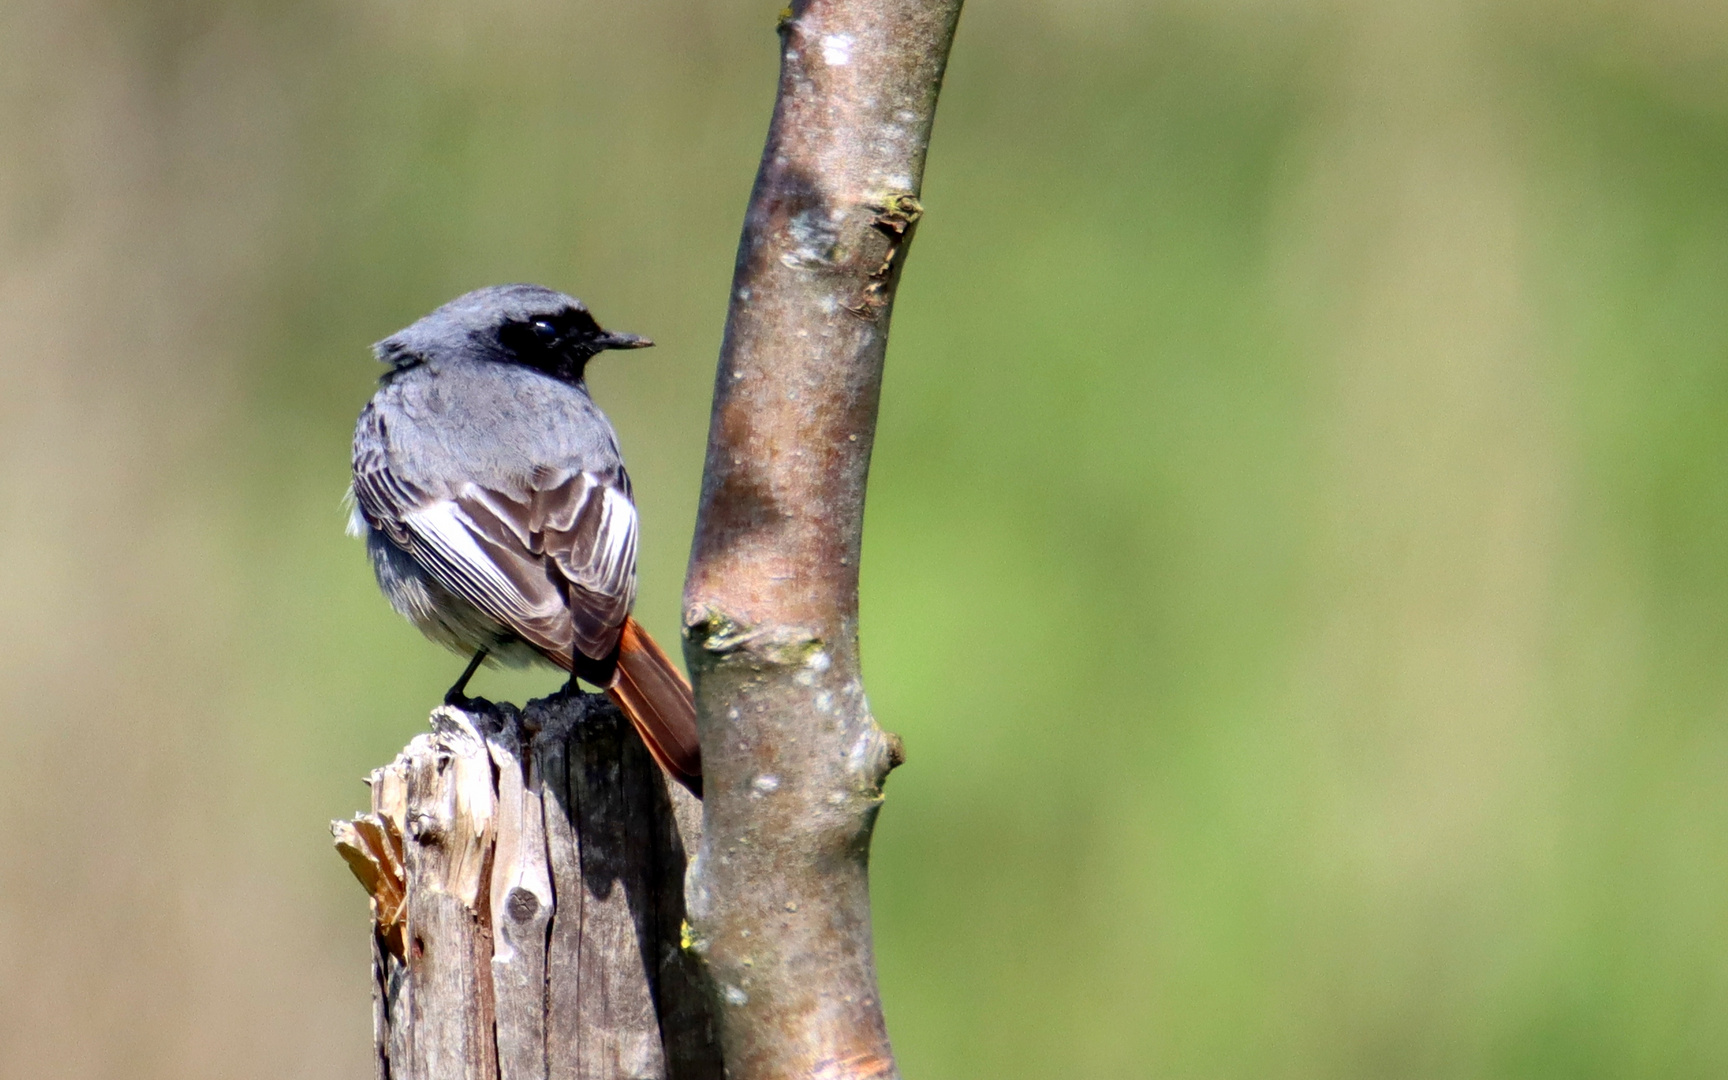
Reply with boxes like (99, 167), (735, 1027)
(352, 401), (640, 663)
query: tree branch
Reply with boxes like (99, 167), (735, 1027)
(680, 0), (963, 1077)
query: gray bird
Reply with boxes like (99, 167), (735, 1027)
(348, 284), (700, 793)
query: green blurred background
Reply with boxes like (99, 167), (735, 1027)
(3, 0), (1728, 1075)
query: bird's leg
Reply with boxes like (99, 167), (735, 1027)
(444, 647), (490, 708)
(560, 648), (614, 699)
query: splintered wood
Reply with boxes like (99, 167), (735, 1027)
(333, 694), (720, 1080)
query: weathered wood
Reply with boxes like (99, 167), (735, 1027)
(571, 704), (669, 1078)
(487, 720), (552, 1080)
(335, 693), (722, 1080)
(402, 710), (500, 1080)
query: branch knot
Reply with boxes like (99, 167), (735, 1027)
(846, 193), (925, 319)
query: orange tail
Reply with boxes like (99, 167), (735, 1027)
(607, 617), (702, 797)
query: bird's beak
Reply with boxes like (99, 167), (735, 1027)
(595, 331), (653, 351)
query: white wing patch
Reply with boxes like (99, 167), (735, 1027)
(593, 484), (638, 591)
(402, 499), (564, 626)
(343, 486), (367, 539)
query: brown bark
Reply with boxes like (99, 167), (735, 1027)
(680, 0), (964, 1077)
(333, 695), (722, 1080)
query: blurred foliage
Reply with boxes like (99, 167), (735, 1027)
(3, 0), (1728, 1076)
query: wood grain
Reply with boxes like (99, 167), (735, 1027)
(334, 694), (721, 1080)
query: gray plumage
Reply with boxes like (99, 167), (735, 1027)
(349, 284), (650, 680)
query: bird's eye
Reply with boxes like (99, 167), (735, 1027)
(530, 319), (559, 345)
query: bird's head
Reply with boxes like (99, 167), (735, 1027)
(375, 283), (652, 384)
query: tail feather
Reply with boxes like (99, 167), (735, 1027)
(607, 617), (702, 797)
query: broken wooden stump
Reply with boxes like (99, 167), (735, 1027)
(333, 692), (721, 1080)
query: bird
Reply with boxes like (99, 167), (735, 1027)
(347, 284), (701, 795)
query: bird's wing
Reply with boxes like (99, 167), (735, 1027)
(352, 404), (638, 662)
(456, 465), (638, 659)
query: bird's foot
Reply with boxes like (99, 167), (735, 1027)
(443, 689), (496, 713)
(553, 677), (586, 701)
(442, 648), (492, 711)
